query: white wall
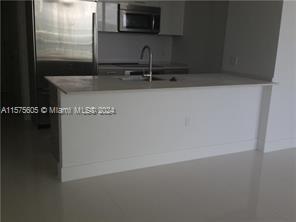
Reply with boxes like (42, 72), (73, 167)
(172, 1), (229, 73)
(98, 32), (173, 63)
(222, 1), (283, 80)
(222, 0), (296, 152)
(264, 1), (296, 151)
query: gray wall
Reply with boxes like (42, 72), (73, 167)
(222, 1), (283, 80)
(2, 1), (23, 106)
(265, 1), (296, 150)
(2, 1), (31, 108)
(171, 1), (229, 73)
(98, 32), (173, 63)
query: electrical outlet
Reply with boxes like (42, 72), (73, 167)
(230, 56), (239, 66)
(184, 117), (190, 127)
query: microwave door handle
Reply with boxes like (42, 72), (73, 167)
(92, 12), (98, 75)
(152, 15), (155, 31)
(123, 13), (127, 28)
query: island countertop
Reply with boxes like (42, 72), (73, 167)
(45, 73), (273, 94)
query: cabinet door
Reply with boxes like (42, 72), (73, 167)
(144, 2), (160, 7)
(159, 2), (185, 36)
(97, 2), (118, 32)
(130, 2), (160, 7)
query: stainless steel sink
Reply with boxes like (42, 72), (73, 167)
(118, 64), (163, 68)
(119, 76), (165, 81)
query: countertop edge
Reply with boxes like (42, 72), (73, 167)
(45, 76), (68, 94)
(45, 74), (274, 95)
(56, 83), (275, 96)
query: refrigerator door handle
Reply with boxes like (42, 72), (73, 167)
(92, 12), (98, 75)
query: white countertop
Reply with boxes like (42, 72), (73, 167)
(45, 73), (273, 94)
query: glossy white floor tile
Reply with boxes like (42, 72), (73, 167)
(2, 118), (296, 222)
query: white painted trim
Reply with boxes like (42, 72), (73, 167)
(61, 140), (257, 182)
(264, 138), (296, 153)
(256, 85), (273, 152)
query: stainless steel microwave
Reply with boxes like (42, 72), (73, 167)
(118, 3), (160, 34)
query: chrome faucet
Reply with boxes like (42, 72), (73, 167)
(140, 45), (153, 82)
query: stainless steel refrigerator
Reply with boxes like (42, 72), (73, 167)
(32, 0), (98, 127)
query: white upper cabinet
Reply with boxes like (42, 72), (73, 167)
(130, 1), (159, 7)
(159, 2), (185, 36)
(97, 2), (118, 32)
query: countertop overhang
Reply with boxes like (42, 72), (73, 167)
(45, 73), (273, 94)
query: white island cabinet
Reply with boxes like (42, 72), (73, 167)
(47, 74), (272, 182)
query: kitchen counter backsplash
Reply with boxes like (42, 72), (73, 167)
(98, 62), (189, 75)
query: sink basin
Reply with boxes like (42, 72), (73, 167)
(118, 64), (163, 68)
(119, 76), (165, 81)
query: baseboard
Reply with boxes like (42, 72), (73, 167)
(264, 138), (296, 153)
(60, 140), (257, 182)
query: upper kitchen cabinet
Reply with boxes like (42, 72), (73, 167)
(97, 2), (118, 32)
(159, 2), (185, 36)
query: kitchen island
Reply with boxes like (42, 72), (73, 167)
(47, 73), (273, 181)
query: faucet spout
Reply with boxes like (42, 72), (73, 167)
(140, 45), (153, 82)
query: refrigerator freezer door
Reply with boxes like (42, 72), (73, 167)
(34, 0), (97, 62)
(32, 0), (97, 126)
